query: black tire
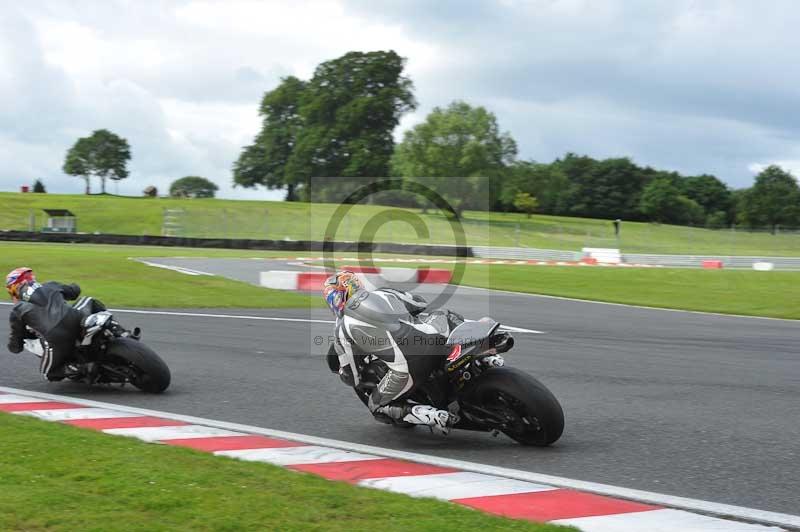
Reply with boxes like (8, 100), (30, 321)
(467, 367), (564, 446)
(106, 338), (171, 393)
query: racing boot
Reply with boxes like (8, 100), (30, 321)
(401, 405), (453, 435)
(82, 362), (100, 384)
(46, 365), (72, 382)
(374, 404), (454, 434)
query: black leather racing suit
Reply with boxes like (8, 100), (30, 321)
(333, 288), (463, 416)
(7, 282), (83, 380)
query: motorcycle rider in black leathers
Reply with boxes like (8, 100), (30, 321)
(5, 267), (87, 381)
(324, 271), (462, 434)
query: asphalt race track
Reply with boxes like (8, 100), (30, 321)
(1, 258), (799, 515)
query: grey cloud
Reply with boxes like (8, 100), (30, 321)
(349, 0), (800, 186)
(0, 7), (79, 142)
(3, 0), (800, 198)
(0, 6), (247, 198)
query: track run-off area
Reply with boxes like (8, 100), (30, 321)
(0, 258), (798, 523)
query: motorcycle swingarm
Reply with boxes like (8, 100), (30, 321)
(458, 404), (516, 430)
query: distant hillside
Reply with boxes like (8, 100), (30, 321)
(0, 192), (797, 256)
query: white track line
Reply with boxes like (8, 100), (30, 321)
(0, 303), (334, 325)
(0, 302), (544, 333)
(3, 281), (798, 323)
(105, 308), (335, 324)
(453, 284), (800, 323)
(134, 259), (214, 276)
(1, 385), (796, 529)
(114, 309), (542, 334)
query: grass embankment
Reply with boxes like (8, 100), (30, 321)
(2, 191), (798, 255)
(462, 265), (800, 319)
(1, 241), (797, 318)
(0, 242), (317, 308)
(0, 414), (571, 532)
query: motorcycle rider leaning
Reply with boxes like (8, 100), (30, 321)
(324, 270), (457, 434)
(5, 267), (87, 381)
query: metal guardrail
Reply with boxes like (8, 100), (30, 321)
(471, 246), (579, 262)
(623, 253), (800, 270)
(473, 246), (800, 269)
(0, 230), (472, 257)
(2, 229), (798, 269)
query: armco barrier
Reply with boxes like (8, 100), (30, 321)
(260, 269), (452, 291)
(702, 260), (724, 269)
(472, 246), (579, 262)
(0, 231), (471, 257)
(5, 230), (800, 270)
(474, 245), (800, 270)
(623, 253), (800, 270)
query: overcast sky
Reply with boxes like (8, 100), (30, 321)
(2, 0), (798, 200)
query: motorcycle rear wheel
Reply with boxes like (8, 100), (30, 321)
(467, 367), (564, 446)
(105, 338), (171, 393)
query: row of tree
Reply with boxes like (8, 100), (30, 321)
(60, 50), (799, 229)
(503, 156), (800, 230)
(62, 129), (219, 198)
(64, 129), (130, 194)
(234, 50), (800, 230)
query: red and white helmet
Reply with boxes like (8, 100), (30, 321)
(5, 267), (35, 301)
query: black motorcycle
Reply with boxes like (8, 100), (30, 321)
(25, 308), (171, 393)
(331, 314), (564, 446)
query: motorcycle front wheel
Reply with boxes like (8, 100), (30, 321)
(465, 367), (564, 446)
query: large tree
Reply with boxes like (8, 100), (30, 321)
(639, 177), (704, 224)
(169, 176), (219, 198)
(63, 129), (130, 194)
(681, 174), (732, 221)
(299, 51), (415, 176)
(391, 101), (517, 215)
(513, 192), (539, 218)
(293, 51), (416, 203)
(557, 154), (650, 220)
(233, 76), (306, 201)
(235, 51), (415, 203)
(738, 165), (800, 232)
(501, 160), (572, 215)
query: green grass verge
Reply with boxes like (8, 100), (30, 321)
(0, 413), (572, 532)
(463, 265), (800, 319)
(2, 191), (799, 255)
(0, 242), (318, 308)
(2, 241), (797, 318)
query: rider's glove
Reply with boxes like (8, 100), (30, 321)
(7, 340), (23, 354)
(338, 366), (355, 387)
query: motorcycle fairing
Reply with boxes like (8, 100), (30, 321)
(446, 319), (500, 347)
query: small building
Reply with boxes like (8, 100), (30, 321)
(42, 209), (77, 233)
